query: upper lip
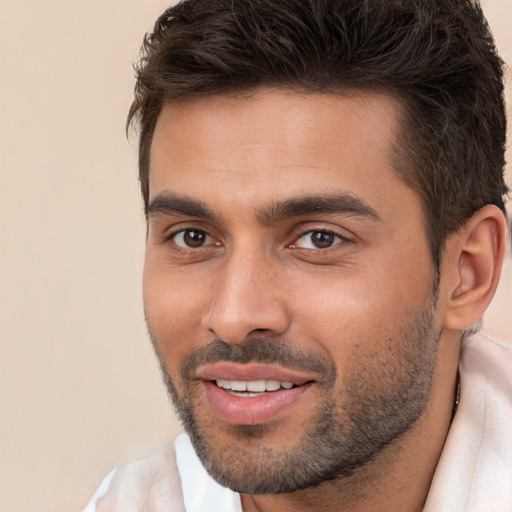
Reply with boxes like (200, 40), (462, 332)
(196, 362), (316, 385)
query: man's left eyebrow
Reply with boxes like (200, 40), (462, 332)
(257, 194), (382, 223)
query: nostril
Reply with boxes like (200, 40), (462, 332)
(249, 328), (271, 335)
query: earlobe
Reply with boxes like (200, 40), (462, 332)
(442, 205), (507, 330)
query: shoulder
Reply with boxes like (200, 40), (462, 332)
(92, 443), (185, 512)
(461, 329), (512, 375)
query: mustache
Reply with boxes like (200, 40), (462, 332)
(179, 337), (336, 383)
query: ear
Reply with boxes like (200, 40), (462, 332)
(441, 205), (507, 330)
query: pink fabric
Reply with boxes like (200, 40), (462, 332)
(424, 332), (512, 512)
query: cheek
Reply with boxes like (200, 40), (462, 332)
(288, 259), (433, 364)
(143, 257), (212, 367)
(291, 286), (382, 368)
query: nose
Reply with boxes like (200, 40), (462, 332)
(201, 248), (291, 344)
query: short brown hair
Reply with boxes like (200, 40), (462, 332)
(128, 0), (508, 266)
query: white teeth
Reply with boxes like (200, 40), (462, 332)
(230, 381), (247, 391)
(246, 380), (266, 392)
(265, 380), (281, 391)
(215, 379), (296, 392)
(216, 379), (230, 389)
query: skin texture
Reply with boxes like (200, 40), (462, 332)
(143, 89), (503, 512)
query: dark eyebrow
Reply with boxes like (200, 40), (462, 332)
(147, 192), (217, 220)
(258, 193), (381, 223)
(147, 191), (381, 225)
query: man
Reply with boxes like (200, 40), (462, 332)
(84, 0), (512, 510)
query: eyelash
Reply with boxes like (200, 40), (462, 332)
(165, 227), (219, 251)
(290, 228), (347, 251)
(164, 226), (348, 253)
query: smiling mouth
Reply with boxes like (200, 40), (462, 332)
(201, 371), (315, 424)
(214, 379), (299, 397)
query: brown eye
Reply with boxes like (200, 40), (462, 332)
(295, 230), (342, 249)
(172, 229), (214, 248)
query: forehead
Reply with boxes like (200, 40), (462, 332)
(148, 89), (416, 220)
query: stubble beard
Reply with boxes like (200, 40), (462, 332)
(149, 286), (441, 495)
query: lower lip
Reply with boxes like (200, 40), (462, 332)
(202, 381), (313, 425)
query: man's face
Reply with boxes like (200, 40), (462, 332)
(144, 90), (441, 493)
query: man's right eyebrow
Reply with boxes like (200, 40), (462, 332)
(147, 192), (217, 220)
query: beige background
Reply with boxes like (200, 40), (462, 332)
(0, 1), (510, 511)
